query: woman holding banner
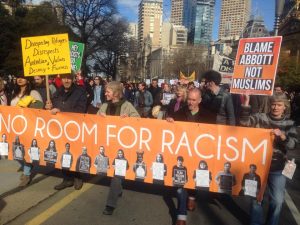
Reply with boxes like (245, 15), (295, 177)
(97, 81), (140, 215)
(240, 93), (298, 225)
(10, 75), (43, 187)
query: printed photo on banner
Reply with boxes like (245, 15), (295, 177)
(133, 151), (147, 181)
(0, 106), (274, 197)
(151, 153), (167, 185)
(76, 146), (91, 173)
(12, 136), (25, 161)
(28, 139), (40, 162)
(230, 36), (282, 96)
(114, 149), (129, 178)
(0, 134), (9, 157)
(61, 143), (73, 170)
(94, 146), (110, 175)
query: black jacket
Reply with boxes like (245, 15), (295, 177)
(52, 84), (87, 113)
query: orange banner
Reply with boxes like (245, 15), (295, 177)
(0, 106), (273, 198)
(230, 36), (282, 96)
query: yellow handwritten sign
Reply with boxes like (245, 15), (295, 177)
(21, 34), (71, 76)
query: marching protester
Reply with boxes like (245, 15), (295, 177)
(240, 92), (298, 225)
(0, 77), (8, 106)
(166, 85), (188, 119)
(45, 73), (87, 190)
(88, 76), (105, 114)
(97, 81), (140, 215)
(152, 83), (173, 119)
(33, 75), (56, 105)
(201, 70), (236, 125)
(148, 78), (161, 103)
(134, 81), (153, 118)
(166, 88), (211, 225)
(10, 75), (43, 186)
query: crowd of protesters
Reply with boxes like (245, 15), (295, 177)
(0, 70), (299, 225)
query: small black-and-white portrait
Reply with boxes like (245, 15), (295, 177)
(61, 143), (73, 170)
(28, 139), (40, 162)
(151, 153), (167, 185)
(0, 133), (9, 158)
(133, 151), (147, 181)
(215, 162), (236, 195)
(193, 160), (212, 190)
(113, 149), (129, 178)
(94, 146), (110, 175)
(76, 146), (91, 173)
(44, 140), (58, 166)
(172, 156), (188, 187)
(13, 136), (25, 161)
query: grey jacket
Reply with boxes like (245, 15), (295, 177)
(240, 105), (298, 171)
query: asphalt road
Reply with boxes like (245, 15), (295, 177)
(0, 157), (299, 225)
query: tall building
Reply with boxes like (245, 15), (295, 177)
(193, 0), (215, 45)
(219, 0), (251, 39)
(242, 15), (270, 38)
(138, 0), (163, 49)
(171, 0), (184, 26)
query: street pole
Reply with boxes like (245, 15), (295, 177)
(274, 0), (285, 36)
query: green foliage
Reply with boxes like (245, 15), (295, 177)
(0, 2), (74, 75)
(277, 54), (300, 91)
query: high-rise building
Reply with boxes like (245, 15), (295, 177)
(193, 0), (215, 45)
(219, 0), (251, 39)
(138, 0), (163, 49)
(171, 0), (184, 26)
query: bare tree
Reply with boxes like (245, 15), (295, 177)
(92, 19), (129, 80)
(162, 45), (207, 80)
(57, 0), (117, 75)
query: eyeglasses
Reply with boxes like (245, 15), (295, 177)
(94, 79), (99, 81)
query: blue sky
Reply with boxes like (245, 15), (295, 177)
(117, 0), (275, 40)
(32, 0), (275, 40)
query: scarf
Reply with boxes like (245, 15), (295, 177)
(106, 99), (126, 116)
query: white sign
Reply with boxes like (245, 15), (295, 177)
(62, 154), (72, 168)
(115, 159), (127, 177)
(282, 160), (296, 179)
(29, 147), (39, 161)
(196, 170), (210, 187)
(152, 162), (164, 180)
(0, 143), (8, 156)
(162, 93), (175, 105)
(245, 179), (258, 197)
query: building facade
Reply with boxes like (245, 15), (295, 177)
(193, 0), (215, 45)
(171, 0), (184, 26)
(218, 0), (251, 39)
(138, 0), (163, 49)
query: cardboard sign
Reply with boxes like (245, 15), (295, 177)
(69, 41), (84, 72)
(21, 33), (71, 76)
(230, 36), (282, 96)
(0, 106), (273, 198)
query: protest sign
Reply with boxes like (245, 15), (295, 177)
(21, 33), (71, 76)
(0, 106), (273, 198)
(230, 36), (282, 96)
(69, 41), (84, 72)
(212, 53), (235, 84)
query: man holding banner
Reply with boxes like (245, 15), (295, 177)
(240, 93), (298, 225)
(45, 73), (87, 190)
